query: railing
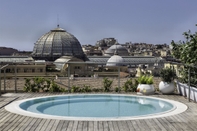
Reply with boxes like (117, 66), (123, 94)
(0, 64), (9, 96)
(175, 63), (197, 102)
(0, 61), (162, 96)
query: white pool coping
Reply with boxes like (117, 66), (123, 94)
(5, 94), (188, 121)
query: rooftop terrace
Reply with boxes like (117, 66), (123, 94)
(0, 93), (197, 131)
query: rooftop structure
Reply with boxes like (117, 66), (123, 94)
(0, 56), (34, 63)
(88, 56), (162, 66)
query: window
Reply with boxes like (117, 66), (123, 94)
(6, 69), (11, 73)
(74, 66), (80, 69)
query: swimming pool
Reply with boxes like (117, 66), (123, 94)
(5, 94), (187, 121)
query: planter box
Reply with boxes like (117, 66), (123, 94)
(176, 82), (187, 96)
(186, 87), (197, 102)
(176, 81), (197, 102)
(193, 88), (197, 102)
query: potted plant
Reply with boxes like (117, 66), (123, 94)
(137, 75), (155, 95)
(159, 67), (176, 94)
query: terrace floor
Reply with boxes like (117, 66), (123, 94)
(0, 93), (197, 131)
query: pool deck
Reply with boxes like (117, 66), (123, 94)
(0, 93), (197, 131)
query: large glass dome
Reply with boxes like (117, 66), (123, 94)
(31, 25), (85, 61)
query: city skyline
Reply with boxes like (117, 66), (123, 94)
(1, 0), (197, 51)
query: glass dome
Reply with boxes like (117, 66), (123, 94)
(104, 44), (129, 56)
(106, 55), (124, 66)
(31, 25), (85, 61)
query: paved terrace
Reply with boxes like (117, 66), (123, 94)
(0, 93), (197, 131)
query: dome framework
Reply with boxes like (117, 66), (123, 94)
(32, 26), (85, 61)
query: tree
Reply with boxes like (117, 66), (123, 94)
(171, 25), (197, 64)
(171, 24), (197, 84)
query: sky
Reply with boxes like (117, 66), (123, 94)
(1, 0), (197, 51)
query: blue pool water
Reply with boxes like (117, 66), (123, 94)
(19, 94), (175, 118)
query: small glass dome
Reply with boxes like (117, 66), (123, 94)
(106, 55), (124, 66)
(31, 25), (85, 61)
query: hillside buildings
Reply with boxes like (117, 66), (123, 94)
(0, 25), (171, 78)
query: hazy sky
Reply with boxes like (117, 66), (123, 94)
(1, 0), (197, 51)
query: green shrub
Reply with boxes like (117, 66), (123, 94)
(103, 77), (113, 92)
(92, 88), (102, 92)
(146, 76), (154, 84)
(123, 79), (133, 92)
(23, 78), (31, 92)
(137, 75), (153, 84)
(82, 85), (92, 92)
(160, 67), (176, 83)
(23, 78), (39, 92)
(133, 79), (139, 92)
(71, 86), (80, 93)
(70, 85), (92, 93)
(49, 81), (65, 92)
(115, 87), (120, 92)
(23, 77), (64, 92)
(123, 78), (138, 92)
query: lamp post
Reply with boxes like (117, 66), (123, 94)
(4, 69), (6, 93)
(68, 63), (70, 92)
(13, 63), (17, 93)
(118, 66), (120, 92)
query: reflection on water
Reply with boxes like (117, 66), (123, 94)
(137, 97), (150, 105)
(137, 97), (175, 114)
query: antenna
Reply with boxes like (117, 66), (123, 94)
(57, 14), (59, 27)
